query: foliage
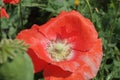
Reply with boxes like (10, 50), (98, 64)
(1, 0), (120, 80)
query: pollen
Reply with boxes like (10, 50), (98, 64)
(47, 40), (72, 62)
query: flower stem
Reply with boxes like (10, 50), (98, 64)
(84, 0), (93, 20)
(108, 8), (119, 43)
(18, 0), (23, 30)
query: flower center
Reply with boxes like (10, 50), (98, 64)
(47, 40), (72, 62)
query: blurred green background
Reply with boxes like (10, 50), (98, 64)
(1, 0), (120, 80)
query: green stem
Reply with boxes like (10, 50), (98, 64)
(22, 3), (46, 8)
(108, 1), (120, 43)
(18, 1), (23, 30)
(20, 1), (23, 27)
(108, 10), (118, 43)
(84, 0), (93, 20)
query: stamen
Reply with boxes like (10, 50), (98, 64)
(47, 40), (72, 62)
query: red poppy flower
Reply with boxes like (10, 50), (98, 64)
(3, 0), (19, 4)
(16, 10), (103, 79)
(0, 7), (9, 18)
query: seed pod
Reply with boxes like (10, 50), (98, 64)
(0, 39), (34, 80)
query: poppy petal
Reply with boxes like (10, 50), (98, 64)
(44, 39), (102, 80)
(70, 39), (103, 79)
(52, 39), (102, 73)
(27, 49), (48, 73)
(51, 50), (81, 72)
(43, 65), (72, 80)
(0, 8), (9, 18)
(38, 10), (98, 51)
(17, 24), (51, 72)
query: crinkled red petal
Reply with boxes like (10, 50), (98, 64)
(52, 39), (102, 73)
(43, 65), (72, 80)
(43, 39), (102, 80)
(16, 24), (51, 72)
(38, 10), (98, 51)
(70, 39), (102, 79)
(27, 49), (48, 73)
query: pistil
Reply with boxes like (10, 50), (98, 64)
(47, 40), (72, 62)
